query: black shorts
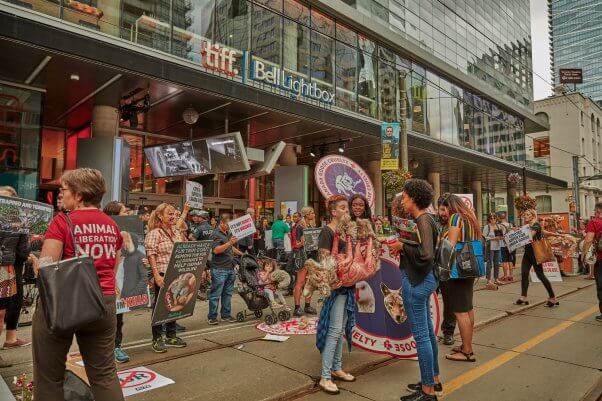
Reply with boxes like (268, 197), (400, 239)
(447, 278), (475, 313)
(0, 296), (11, 310)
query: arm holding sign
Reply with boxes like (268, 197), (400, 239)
(213, 236), (238, 255)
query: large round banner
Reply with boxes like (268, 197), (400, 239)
(352, 254), (441, 359)
(314, 155), (375, 206)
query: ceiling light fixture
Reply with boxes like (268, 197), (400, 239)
(310, 145), (316, 158)
(338, 142), (345, 153)
(70, 73), (80, 81)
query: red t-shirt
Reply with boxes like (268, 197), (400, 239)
(585, 218), (602, 261)
(45, 209), (123, 295)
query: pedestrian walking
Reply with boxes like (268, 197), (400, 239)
(436, 195), (456, 346)
(207, 213), (244, 325)
(514, 209), (559, 307)
(316, 195), (356, 395)
(438, 194), (480, 363)
(145, 203), (188, 353)
(389, 179), (442, 401)
(33, 168), (124, 401)
(271, 214), (290, 264)
(580, 203), (602, 321)
(292, 207), (318, 317)
(483, 213), (504, 289)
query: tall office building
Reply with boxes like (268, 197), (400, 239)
(549, 0), (602, 106)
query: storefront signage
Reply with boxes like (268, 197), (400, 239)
(201, 40), (239, 76)
(352, 255), (440, 359)
(314, 155), (375, 206)
(380, 123), (400, 170)
(251, 59), (335, 104)
(559, 68), (582, 84)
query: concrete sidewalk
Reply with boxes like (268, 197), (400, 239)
(0, 274), (596, 400)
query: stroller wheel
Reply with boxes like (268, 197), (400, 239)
(236, 312), (245, 322)
(278, 310), (290, 322)
(265, 314), (275, 326)
(254, 310), (263, 319)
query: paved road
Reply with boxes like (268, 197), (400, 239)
(1, 276), (600, 401)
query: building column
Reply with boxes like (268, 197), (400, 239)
(471, 180), (483, 225)
(427, 172), (441, 205)
(91, 105), (119, 137)
(368, 160), (382, 216)
(507, 184), (517, 225)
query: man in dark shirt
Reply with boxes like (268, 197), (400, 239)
(207, 213), (243, 325)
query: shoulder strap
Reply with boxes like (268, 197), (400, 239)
(62, 212), (82, 258)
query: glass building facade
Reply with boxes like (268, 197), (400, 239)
(4, 0), (528, 165)
(549, 0), (602, 106)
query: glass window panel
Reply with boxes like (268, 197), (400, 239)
(451, 90), (463, 146)
(358, 34), (376, 54)
(172, 0), (215, 61)
(284, 0), (310, 26)
(121, 0), (171, 53)
(378, 59), (397, 122)
(121, 133), (144, 193)
(214, 0), (249, 54)
(335, 41), (358, 112)
(252, 4), (282, 65)
(358, 51), (378, 118)
(311, 9), (334, 37)
(411, 71), (426, 134)
(336, 23), (357, 47)
(440, 96), (453, 143)
(283, 19), (310, 77)
(426, 85), (440, 139)
(40, 129), (65, 186)
(255, 0), (283, 12)
(462, 104), (474, 149)
(310, 31), (334, 87)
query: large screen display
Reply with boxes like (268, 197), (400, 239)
(144, 132), (249, 178)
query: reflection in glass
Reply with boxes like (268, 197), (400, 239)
(121, 0), (172, 53)
(283, 19), (310, 77)
(336, 23), (357, 47)
(411, 71), (426, 134)
(252, 4), (282, 65)
(215, 0), (249, 52)
(358, 51), (377, 117)
(284, 0), (310, 26)
(173, 0), (215, 62)
(311, 8), (335, 37)
(378, 59), (397, 122)
(335, 41), (358, 112)
(426, 76), (440, 139)
(310, 31), (334, 88)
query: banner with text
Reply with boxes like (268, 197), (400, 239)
(380, 122), (400, 170)
(303, 228), (322, 251)
(185, 181), (203, 209)
(0, 195), (53, 235)
(228, 214), (256, 239)
(151, 241), (212, 326)
(530, 260), (563, 283)
(504, 225), (532, 252)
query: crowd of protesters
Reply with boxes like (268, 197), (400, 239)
(1, 166), (601, 401)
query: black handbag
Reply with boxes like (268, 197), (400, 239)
(37, 214), (107, 334)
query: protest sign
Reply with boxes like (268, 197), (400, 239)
(504, 225), (532, 252)
(118, 366), (174, 397)
(456, 193), (474, 209)
(110, 216), (151, 314)
(185, 181), (203, 209)
(530, 260), (563, 283)
(264, 230), (274, 250)
(228, 214), (256, 239)
(0, 195), (53, 235)
(303, 228), (321, 251)
(151, 241), (212, 326)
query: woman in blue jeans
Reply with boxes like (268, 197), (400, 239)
(316, 195), (356, 395)
(389, 179), (441, 401)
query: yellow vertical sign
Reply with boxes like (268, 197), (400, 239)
(380, 122), (400, 170)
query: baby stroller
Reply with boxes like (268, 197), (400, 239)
(235, 254), (291, 325)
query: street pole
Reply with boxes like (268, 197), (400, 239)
(522, 166), (527, 195)
(399, 72), (409, 171)
(573, 155), (581, 224)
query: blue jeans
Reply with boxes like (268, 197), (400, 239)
(208, 268), (236, 320)
(401, 271), (439, 386)
(487, 249), (500, 281)
(320, 293), (347, 379)
(273, 239), (285, 263)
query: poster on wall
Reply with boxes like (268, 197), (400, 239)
(351, 253), (441, 359)
(0, 195), (53, 235)
(280, 201), (297, 216)
(314, 155), (375, 207)
(110, 216), (151, 314)
(185, 181), (203, 209)
(380, 123), (400, 170)
(151, 241), (212, 326)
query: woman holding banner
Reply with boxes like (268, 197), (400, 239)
(515, 209), (559, 307)
(145, 203), (187, 353)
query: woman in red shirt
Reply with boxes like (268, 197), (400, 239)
(34, 168), (124, 401)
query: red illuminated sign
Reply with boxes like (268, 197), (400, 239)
(201, 41), (239, 76)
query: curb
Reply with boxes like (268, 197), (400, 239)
(581, 377), (602, 401)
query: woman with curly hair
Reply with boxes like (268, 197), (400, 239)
(349, 194), (372, 222)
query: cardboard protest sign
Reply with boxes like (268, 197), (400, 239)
(110, 216), (151, 314)
(504, 225), (532, 252)
(351, 254), (440, 359)
(151, 241), (212, 326)
(303, 228), (322, 251)
(185, 181), (203, 209)
(530, 261), (563, 283)
(118, 366), (174, 397)
(0, 195), (53, 235)
(228, 214), (256, 239)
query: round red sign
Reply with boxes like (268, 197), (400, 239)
(314, 155), (375, 206)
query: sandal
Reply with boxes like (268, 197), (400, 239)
(544, 301), (559, 308)
(514, 299), (529, 305)
(331, 371), (356, 382)
(445, 350), (476, 362)
(451, 345), (464, 353)
(319, 380), (340, 395)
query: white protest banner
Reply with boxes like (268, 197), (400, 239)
(118, 366), (174, 397)
(530, 261), (563, 283)
(185, 181), (203, 209)
(504, 225), (532, 252)
(228, 213), (256, 239)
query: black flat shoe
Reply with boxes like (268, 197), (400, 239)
(514, 299), (529, 305)
(544, 301), (559, 307)
(407, 382), (443, 397)
(400, 389), (438, 401)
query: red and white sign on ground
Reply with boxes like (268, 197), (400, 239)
(118, 367), (174, 397)
(530, 261), (563, 283)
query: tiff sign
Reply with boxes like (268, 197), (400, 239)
(201, 40), (238, 76)
(559, 68), (583, 84)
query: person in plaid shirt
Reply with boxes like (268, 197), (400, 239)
(145, 203), (187, 353)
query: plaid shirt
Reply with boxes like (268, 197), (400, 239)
(316, 287), (356, 353)
(145, 227), (182, 274)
